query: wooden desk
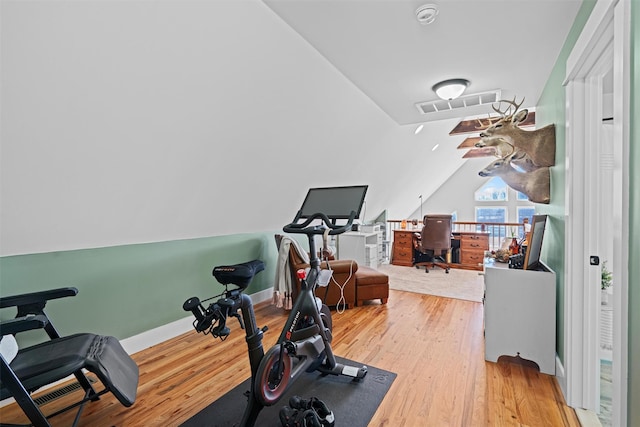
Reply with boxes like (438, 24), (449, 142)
(392, 229), (489, 271)
(391, 229), (416, 266)
(456, 231), (490, 270)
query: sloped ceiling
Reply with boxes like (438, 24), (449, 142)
(263, 0), (582, 124)
(258, 0), (581, 221)
(1, 0), (581, 255)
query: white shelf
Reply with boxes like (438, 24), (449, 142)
(338, 230), (383, 269)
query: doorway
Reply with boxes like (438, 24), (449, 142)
(563, 1), (630, 426)
(598, 74), (614, 425)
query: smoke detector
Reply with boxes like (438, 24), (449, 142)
(416, 4), (439, 25)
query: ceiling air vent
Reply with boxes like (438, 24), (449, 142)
(415, 90), (501, 115)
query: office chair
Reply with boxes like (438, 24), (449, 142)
(0, 287), (139, 427)
(413, 214), (453, 273)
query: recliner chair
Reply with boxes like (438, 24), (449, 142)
(0, 287), (139, 427)
(275, 234), (357, 309)
(275, 234), (389, 308)
(414, 214), (453, 273)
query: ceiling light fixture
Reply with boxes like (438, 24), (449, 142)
(432, 78), (470, 100)
(416, 4), (439, 25)
(414, 124), (424, 135)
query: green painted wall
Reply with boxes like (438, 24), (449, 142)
(0, 232), (279, 346)
(535, 0), (597, 367)
(628, 1), (639, 425)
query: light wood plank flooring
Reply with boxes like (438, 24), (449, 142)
(0, 289), (579, 426)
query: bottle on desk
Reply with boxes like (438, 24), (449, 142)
(509, 237), (520, 255)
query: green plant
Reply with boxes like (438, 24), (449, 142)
(601, 261), (613, 290)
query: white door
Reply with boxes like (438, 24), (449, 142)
(563, 0), (630, 426)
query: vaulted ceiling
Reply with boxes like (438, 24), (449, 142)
(263, 0), (583, 125)
(1, 1), (585, 254)
(257, 0), (582, 223)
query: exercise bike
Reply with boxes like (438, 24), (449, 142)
(183, 210), (367, 427)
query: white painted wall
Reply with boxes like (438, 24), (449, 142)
(1, 0), (468, 256)
(409, 157), (536, 222)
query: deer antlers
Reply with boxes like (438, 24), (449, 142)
(474, 115), (503, 130)
(491, 97), (525, 119)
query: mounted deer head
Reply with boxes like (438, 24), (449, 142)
(475, 98), (556, 168)
(509, 150), (541, 173)
(478, 152), (550, 204)
(481, 136), (515, 159)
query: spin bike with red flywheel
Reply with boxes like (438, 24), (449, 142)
(183, 185), (369, 427)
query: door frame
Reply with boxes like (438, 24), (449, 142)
(563, 0), (630, 424)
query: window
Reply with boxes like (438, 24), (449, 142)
(476, 206), (507, 241)
(517, 207), (535, 224)
(476, 207), (507, 223)
(517, 207), (535, 239)
(475, 177), (508, 201)
(474, 176), (535, 244)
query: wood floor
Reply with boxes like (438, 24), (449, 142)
(0, 289), (580, 426)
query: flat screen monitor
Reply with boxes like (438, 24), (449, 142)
(523, 214), (548, 271)
(299, 185), (368, 220)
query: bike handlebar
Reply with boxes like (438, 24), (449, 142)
(183, 295), (239, 338)
(282, 211), (356, 236)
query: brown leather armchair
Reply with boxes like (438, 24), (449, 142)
(275, 234), (357, 309)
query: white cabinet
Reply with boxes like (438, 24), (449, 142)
(483, 262), (556, 374)
(338, 229), (383, 269)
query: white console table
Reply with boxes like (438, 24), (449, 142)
(483, 261), (556, 374)
(338, 229), (383, 269)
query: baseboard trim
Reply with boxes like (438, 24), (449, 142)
(575, 408), (603, 427)
(121, 287), (273, 354)
(120, 316), (193, 355)
(1, 288), (274, 408)
(555, 354), (567, 400)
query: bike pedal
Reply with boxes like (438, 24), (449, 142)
(284, 341), (297, 356)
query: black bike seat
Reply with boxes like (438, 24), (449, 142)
(212, 260), (265, 289)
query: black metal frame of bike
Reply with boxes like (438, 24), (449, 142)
(183, 210), (367, 427)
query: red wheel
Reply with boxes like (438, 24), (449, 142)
(255, 346), (292, 406)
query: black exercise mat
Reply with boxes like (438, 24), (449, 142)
(180, 357), (396, 427)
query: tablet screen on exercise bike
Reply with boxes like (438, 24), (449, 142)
(299, 185), (368, 220)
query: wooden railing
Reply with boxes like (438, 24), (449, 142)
(386, 220), (525, 251)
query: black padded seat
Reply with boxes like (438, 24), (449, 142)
(0, 287), (139, 427)
(3, 333), (138, 407)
